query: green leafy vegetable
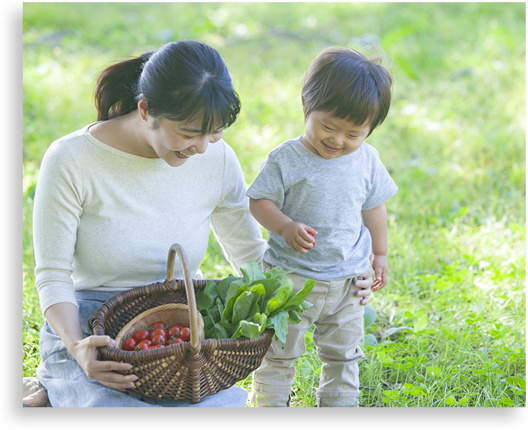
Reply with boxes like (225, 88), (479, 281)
(196, 260), (314, 347)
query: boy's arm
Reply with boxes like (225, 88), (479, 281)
(249, 197), (316, 253)
(361, 202), (389, 291)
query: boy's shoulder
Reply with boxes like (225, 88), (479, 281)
(360, 141), (382, 159)
(267, 136), (305, 160)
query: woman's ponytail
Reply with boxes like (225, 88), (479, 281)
(93, 41), (241, 132)
(94, 52), (153, 121)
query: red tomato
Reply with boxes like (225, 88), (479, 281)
(150, 321), (166, 330)
(179, 327), (191, 342)
(151, 334), (166, 346)
(136, 342), (150, 351)
(168, 324), (183, 337)
(137, 339), (152, 349)
(168, 337), (183, 345)
(304, 232), (316, 250)
(122, 337), (137, 351)
(132, 329), (151, 343)
(150, 328), (168, 340)
(148, 344), (164, 349)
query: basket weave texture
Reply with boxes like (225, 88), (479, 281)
(90, 243), (272, 404)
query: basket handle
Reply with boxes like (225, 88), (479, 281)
(167, 243), (201, 349)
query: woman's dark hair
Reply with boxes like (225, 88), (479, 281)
(301, 46), (393, 136)
(94, 41), (241, 134)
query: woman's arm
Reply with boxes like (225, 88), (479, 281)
(44, 302), (137, 390)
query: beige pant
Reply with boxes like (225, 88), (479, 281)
(251, 262), (365, 407)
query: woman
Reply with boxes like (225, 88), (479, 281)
(32, 40), (375, 407)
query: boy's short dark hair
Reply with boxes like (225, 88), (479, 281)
(301, 46), (393, 136)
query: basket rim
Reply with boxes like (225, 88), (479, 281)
(90, 277), (273, 360)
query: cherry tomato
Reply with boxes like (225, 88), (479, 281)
(168, 337), (183, 345)
(150, 328), (168, 340)
(137, 339), (152, 349)
(304, 232), (316, 250)
(136, 342), (150, 351)
(179, 327), (191, 342)
(148, 344), (164, 349)
(151, 334), (166, 346)
(168, 324), (184, 337)
(132, 329), (151, 343)
(123, 337), (137, 351)
(150, 321), (166, 330)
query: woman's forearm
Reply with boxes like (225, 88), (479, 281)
(44, 302), (85, 353)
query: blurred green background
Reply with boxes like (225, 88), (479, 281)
(23, 2), (525, 407)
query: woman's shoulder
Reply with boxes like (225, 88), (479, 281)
(41, 125), (94, 167)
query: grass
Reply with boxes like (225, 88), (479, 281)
(23, 2), (525, 407)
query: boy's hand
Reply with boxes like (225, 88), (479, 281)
(371, 254), (388, 291)
(282, 222), (317, 253)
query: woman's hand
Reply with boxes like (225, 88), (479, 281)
(45, 302), (137, 391)
(70, 335), (138, 391)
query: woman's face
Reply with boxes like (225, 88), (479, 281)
(138, 98), (224, 167)
(147, 117), (224, 167)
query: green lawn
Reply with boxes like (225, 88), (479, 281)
(23, 2), (525, 407)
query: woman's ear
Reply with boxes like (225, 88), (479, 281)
(137, 97), (149, 121)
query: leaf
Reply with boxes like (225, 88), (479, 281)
(363, 303), (377, 328)
(282, 279), (315, 309)
(381, 326), (411, 341)
(204, 281), (219, 303)
(362, 334), (378, 348)
(216, 274), (239, 302)
(426, 366), (441, 377)
(446, 396), (457, 406)
(267, 310), (289, 347)
(232, 313), (268, 339)
(264, 265), (296, 280)
(287, 309), (302, 324)
(222, 284), (248, 322)
(506, 376), (526, 390)
(240, 260), (266, 285)
(232, 283), (267, 325)
(195, 289), (212, 312)
(265, 278), (294, 315)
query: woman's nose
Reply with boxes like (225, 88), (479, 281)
(190, 137), (209, 154)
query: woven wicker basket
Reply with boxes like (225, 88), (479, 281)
(89, 243), (272, 404)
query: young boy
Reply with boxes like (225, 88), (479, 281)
(246, 46), (398, 407)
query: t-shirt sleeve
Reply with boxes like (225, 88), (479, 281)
(246, 154), (286, 209)
(209, 143), (267, 275)
(33, 141), (82, 314)
(362, 148), (398, 211)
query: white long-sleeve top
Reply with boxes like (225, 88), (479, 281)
(33, 124), (266, 315)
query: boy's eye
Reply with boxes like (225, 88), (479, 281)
(322, 124), (333, 131)
(348, 135), (359, 139)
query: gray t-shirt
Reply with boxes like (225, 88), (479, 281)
(246, 136), (398, 281)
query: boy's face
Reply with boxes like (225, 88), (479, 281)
(301, 110), (371, 159)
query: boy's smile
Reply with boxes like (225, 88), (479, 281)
(301, 111), (371, 159)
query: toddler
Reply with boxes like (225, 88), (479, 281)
(247, 46), (398, 407)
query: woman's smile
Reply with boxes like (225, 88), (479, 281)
(175, 150), (193, 159)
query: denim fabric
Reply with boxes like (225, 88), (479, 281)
(36, 289), (248, 407)
(251, 262), (364, 407)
